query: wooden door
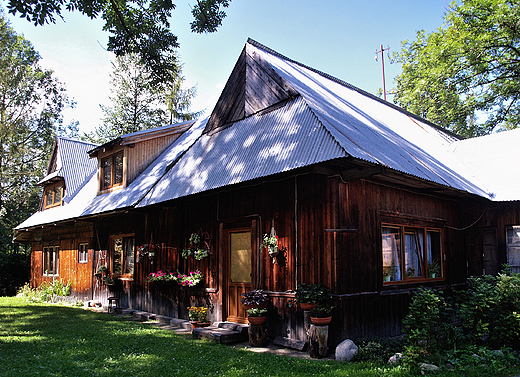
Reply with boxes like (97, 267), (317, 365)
(226, 230), (252, 323)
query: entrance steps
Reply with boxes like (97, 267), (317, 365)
(118, 309), (248, 344)
(192, 322), (249, 344)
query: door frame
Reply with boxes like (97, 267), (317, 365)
(219, 219), (258, 323)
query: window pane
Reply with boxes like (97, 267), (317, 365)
(382, 227), (401, 281)
(79, 244), (88, 263)
(46, 190), (54, 206)
(123, 237), (135, 274)
(405, 229), (424, 278)
(43, 248), (48, 274)
(427, 230), (442, 278)
(506, 226), (520, 273)
(114, 153), (123, 185)
(102, 158), (112, 188)
(112, 238), (122, 274)
(53, 248), (59, 275)
(230, 232), (251, 283)
(54, 187), (62, 203)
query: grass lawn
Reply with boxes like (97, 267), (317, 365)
(0, 296), (519, 377)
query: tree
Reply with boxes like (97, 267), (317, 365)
(165, 68), (203, 124)
(0, 11), (71, 294)
(87, 53), (200, 143)
(5, 0), (231, 83)
(393, 0), (520, 137)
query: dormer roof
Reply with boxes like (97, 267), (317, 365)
(39, 136), (98, 203)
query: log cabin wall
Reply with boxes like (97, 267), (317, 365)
(472, 201), (520, 276)
(329, 177), (479, 344)
(35, 170), (493, 347)
(29, 222), (94, 298)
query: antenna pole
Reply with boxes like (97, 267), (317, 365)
(375, 45), (390, 101)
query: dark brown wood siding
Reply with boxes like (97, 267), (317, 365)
(27, 169), (499, 348)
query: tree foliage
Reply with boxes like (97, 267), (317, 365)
(394, 0), (520, 137)
(87, 53), (200, 143)
(5, 0), (230, 83)
(0, 11), (71, 293)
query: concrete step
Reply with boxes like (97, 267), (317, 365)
(192, 322), (249, 344)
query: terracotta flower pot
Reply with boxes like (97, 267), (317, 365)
(310, 316), (332, 326)
(299, 302), (316, 310)
(190, 321), (199, 330)
(248, 316), (267, 326)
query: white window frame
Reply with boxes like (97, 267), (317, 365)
(506, 226), (520, 274)
(78, 243), (89, 264)
(43, 246), (59, 276)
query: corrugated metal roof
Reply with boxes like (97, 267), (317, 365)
(139, 40), (488, 207)
(138, 97), (346, 206)
(79, 118), (206, 216)
(17, 39), (516, 232)
(450, 128), (520, 201)
(37, 137), (98, 202)
(16, 120), (205, 230)
(57, 137), (98, 202)
(248, 41), (488, 197)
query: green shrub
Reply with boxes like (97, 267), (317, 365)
(456, 274), (496, 345)
(19, 279), (73, 302)
(455, 271), (520, 348)
(403, 288), (456, 353)
(489, 273), (520, 348)
(353, 337), (404, 363)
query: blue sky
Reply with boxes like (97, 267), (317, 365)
(4, 0), (450, 133)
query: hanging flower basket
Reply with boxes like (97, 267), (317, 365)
(262, 233), (279, 263)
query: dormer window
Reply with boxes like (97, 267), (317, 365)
(44, 183), (63, 209)
(101, 152), (124, 190)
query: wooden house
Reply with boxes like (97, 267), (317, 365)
(14, 39), (520, 347)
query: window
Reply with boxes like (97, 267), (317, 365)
(44, 185), (63, 208)
(43, 246), (59, 276)
(101, 152), (124, 190)
(78, 243), (89, 263)
(382, 224), (443, 283)
(110, 234), (135, 278)
(506, 226), (520, 274)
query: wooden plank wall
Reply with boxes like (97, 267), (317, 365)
(30, 222), (94, 300)
(126, 133), (183, 183)
(34, 171), (493, 347)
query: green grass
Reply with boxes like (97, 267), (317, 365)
(0, 296), (518, 377)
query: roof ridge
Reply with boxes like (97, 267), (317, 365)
(246, 38), (462, 140)
(57, 135), (99, 147)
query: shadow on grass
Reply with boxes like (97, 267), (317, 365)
(0, 298), (384, 377)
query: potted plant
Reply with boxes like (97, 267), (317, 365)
(428, 259), (440, 278)
(310, 304), (333, 325)
(288, 283), (332, 310)
(262, 233), (279, 262)
(240, 289), (269, 310)
(188, 306), (210, 329)
(103, 274), (118, 286)
(96, 265), (108, 275)
(182, 232), (210, 261)
(246, 307), (268, 325)
(383, 261), (396, 282)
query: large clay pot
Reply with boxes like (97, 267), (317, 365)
(248, 316), (267, 326)
(310, 316), (332, 326)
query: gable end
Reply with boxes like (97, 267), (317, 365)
(204, 42), (298, 134)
